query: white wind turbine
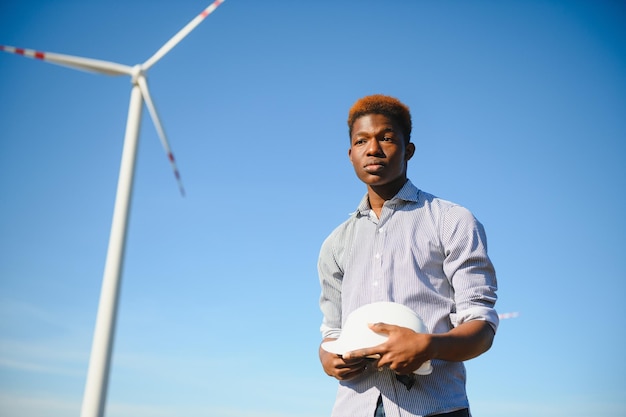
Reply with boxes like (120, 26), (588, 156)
(1, 1), (225, 416)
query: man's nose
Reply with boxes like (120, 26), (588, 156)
(366, 139), (384, 156)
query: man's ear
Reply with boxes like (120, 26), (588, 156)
(405, 142), (415, 161)
(348, 147), (353, 163)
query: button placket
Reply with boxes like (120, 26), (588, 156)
(373, 223), (386, 295)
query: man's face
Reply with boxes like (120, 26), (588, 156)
(349, 114), (415, 188)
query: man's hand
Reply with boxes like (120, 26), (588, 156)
(342, 320), (495, 375)
(342, 323), (431, 375)
(319, 339), (370, 380)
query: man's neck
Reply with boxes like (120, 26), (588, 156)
(366, 178), (407, 217)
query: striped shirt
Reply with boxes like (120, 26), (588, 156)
(318, 180), (498, 417)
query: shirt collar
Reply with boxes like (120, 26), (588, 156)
(354, 179), (420, 217)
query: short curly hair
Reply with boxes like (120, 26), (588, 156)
(347, 94), (412, 143)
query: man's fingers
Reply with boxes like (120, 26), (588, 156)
(334, 358), (370, 380)
(342, 323), (409, 360)
(343, 348), (380, 360)
(368, 322), (395, 333)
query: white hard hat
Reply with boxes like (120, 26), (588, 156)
(322, 301), (432, 375)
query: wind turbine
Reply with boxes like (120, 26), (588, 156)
(1, 1), (225, 416)
(498, 312), (520, 320)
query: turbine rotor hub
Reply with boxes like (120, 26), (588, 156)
(131, 64), (145, 84)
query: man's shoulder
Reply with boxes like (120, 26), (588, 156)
(402, 181), (458, 210)
(405, 189), (484, 232)
(416, 190), (484, 234)
(412, 188), (460, 212)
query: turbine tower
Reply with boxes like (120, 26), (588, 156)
(1, 1), (226, 416)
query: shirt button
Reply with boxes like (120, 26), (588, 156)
(373, 281), (379, 287)
(375, 253), (381, 259)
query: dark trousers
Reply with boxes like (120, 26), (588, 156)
(374, 395), (470, 417)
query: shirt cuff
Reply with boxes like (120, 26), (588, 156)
(450, 306), (500, 333)
(320, 323), (342, 340)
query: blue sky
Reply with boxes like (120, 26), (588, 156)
(1, 0), (625, 416)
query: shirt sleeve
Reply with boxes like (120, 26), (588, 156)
(318, 231), (344, 340)
(441, 205), (499, 333)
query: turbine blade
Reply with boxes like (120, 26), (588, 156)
(142, 0), (225, 70)
(135, 75), (185, 196)
(0, 45), (133, 76)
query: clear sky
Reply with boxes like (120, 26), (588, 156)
(1, 1), (625, 416)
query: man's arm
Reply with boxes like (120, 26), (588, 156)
(428, 319), (495, 361)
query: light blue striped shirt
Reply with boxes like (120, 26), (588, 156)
(318, 180), (498, 417)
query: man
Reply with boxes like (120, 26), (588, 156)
(317, 94), (498, 417)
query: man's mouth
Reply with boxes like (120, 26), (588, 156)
(364, 161), (385, 173)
